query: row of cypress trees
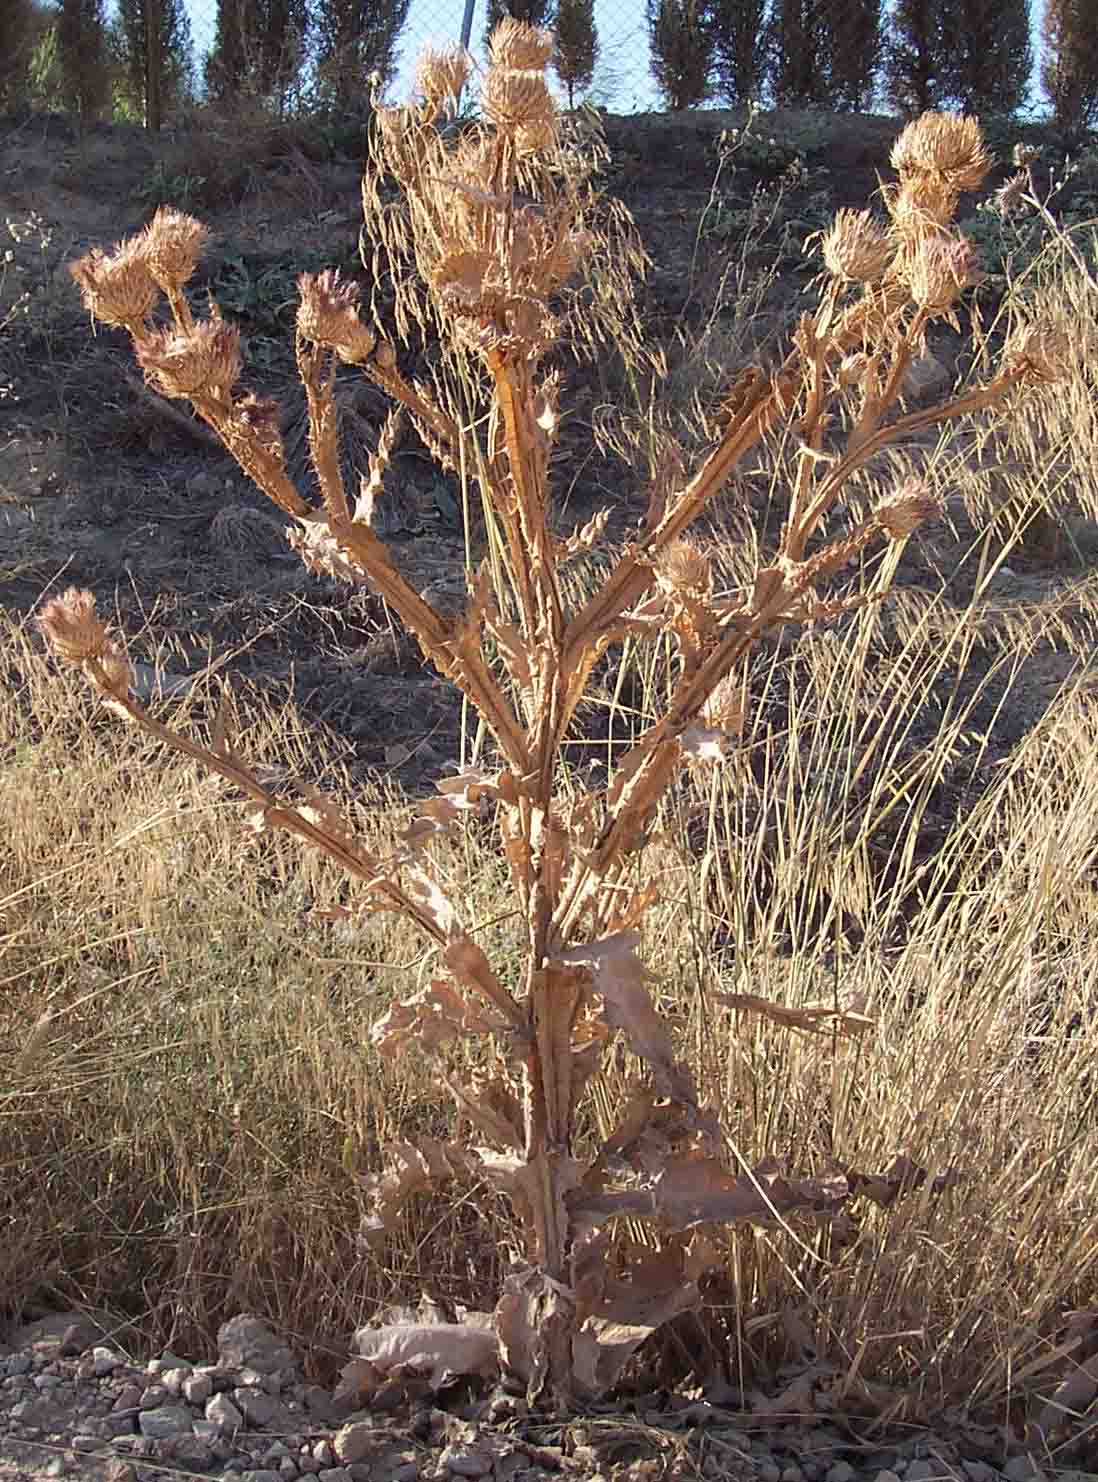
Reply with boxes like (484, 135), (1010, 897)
(1, 0), (1096, 137)
(648, 0), (1098, 134)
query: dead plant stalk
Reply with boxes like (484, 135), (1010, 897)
(47, 25), (1068, 1408)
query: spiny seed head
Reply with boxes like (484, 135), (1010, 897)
(658, 537), (712, 596)
(415, 43), (471, 113)
(821, 209), (893, 283)
(480, 68), (556, 135)
(69, 239), (158, 328)
(38, 587), (109, 663)
(994, 171), (1028, 217)
(1004, 324), (1073, 384)
(489, 17), (554, 71)
(890, 112), (990, 194)
(906, 232), (980, 314)
(876, 479), (943, 539)
(237, 392), (284, 456)
(140, 205), (208, 291)
(837, 352), (869, 387)
(136, 319), (242, 398)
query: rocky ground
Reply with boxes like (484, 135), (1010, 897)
(0, 1312), (1087, 1482)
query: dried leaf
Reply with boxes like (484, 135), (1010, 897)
(554, 932), (697, 1104)
(844, 1153), (957, 1207)
(716, 992), (876, 1040)
(359, 1139), (478, 1247)
(352, 1321), (498, 1388)
(370, 979), (500, 1053)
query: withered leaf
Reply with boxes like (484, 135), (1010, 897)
(554, 931), (697, 1105)
(716, 992), (876, 1039)
(352, 1321), (498, 1388)
(360, 1138), (478, 1247)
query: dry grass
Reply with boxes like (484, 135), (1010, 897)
(7, 31), (1098, 1422)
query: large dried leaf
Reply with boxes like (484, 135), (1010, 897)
(716, 991), (876, 1040)
(352, 1321), (498, 1388)
(359, 1139), (479, 1247)
(371, 978), (502, 1053)
(554, 931), (697, 1104)
(843, 1153), (958, 1206)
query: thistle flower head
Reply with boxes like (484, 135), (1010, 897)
(139, 205), (209, 291)
(876, 479), (943, 540)
(821, 209), (893, 283)
(296, 269), (376, 362)
(1004, 323), (1073, 385)
(69, 239), (158, 328)
(994, 171), (1028, 217)
(37, 588), (134, 695)
(415, 42), (471, 115)
(135, 318), (242, 399)
(906, 231), (981, 314)
(489, 17), (554, 71)
(657, 537), (712, 597)
(890, 113), (990, 195)
(480, 67), (556, 136)
(236, 392), (285, 459)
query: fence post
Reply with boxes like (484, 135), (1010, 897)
(144, 0), (162, 131)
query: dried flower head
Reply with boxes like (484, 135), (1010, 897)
(136, 319), (242, 399)
(140, 205), (209, 291)
(906, 232), (981, 314)
(69, 239), (158, 328)
(38, 587), (109, 663)
(489, 17), (554, 72)
(237, 392), (285, 458)
(837, 352), (869, 388)
(1013, 142), (1040, 168)
(994, 171), (1028, 217)
(480, 68), (556, 135)
(657, 537), (712, 596)
(890, 113), (990, 194)
(1004, 324), (1073, 385)
(415, 43), (471, 114)
(821, 209), (893, 283)
(876, 480), (943, 539)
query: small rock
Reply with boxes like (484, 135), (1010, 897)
(312, 1440), (335, 1468)
(100, 1413), (139, 1438)
(760, 1465), (781, 1482)
(781, 1468), (804, 1482)
(827, 1465), (857, 1482)
(1003, 1460), (1043, 1482)
(5, 1355), (32, 1377)
(302, 1385), (335, 1419)
(440, 1448), (492, 1479)
(334, 1423), (376, 1465)
(182, 1372), (213, 1405)
(161, 1367), (191, 1397)
(60, 1325), (94, 1358)
(962, 1465), (996, 1482)
(234, 1387), (279, 1426)
(113, 1384), (143, 1412)
(71, 1435), (102, 1452)
(217, 1316), (296, 1377)
(279, 1461), (299, 1480)
(138, 1404), (193, 1440)
(206, 1392), (245, 1436)
(262, 1370), (285, 1395)
(139, 1385), (168, 1410)
(393, 1467), (418, 1482)
(906, 1463), (945, 1482)
(105, 1463), (137, 1482)
(45, 1459), (67, 1477)
(298, 1456), (320, 1475)
(318, 1470), (353, 1482)
(876, 1471), (903, 1482)
(348, 1468), (371, 1482)
(90, 1347), (121, 1377)
(241, 1472), (282, 1482)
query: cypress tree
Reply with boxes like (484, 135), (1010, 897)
(553, 0), (598, 108)
(709, 0), (769, 105)
(647, 0), (713, 110)
(57, 0), (110, 117)
(113, 0), (194, 121)
(883, 0), (952, 113)
(939, 0), (1031, 115)
(1042, 0), (1098, 134)
(312, 0), (409, 113)
(771, 0), (829, 106)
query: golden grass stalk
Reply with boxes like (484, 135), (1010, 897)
(50, 52), (1070, 1408)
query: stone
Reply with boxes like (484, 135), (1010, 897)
(5, 1354), (33, 1376)
(440, 1448), (492, 1478)
(100, 1413), (139, 1439)
(241, 1472), (282, 1482)
(182, 1372), (213, 1405)
(234, 1387), (279, 1426)
(906, 1463), (944, 1482)
(206, 1392), (245, 1436)
(393, 1467), (419, 1482)
(348, 1468), (372, 1482)
(139, 1385), (168, 1410)
(875, 1471), (903, 1482)
(217, 1316), (297, 1377)
(334, 1423), (376, 1465)
(302, 1386), (335, 1419)
(312, 1440), (335, 1467)
(902, 351), (951, 404)
(90, 1347), (121, 1377)
(318, 1470), (353, 1482)
(138, 1405), (193, 1441)
(781, 1468), (804, 1482)
(760, 1465), (782, 1482)
(71, 1435), (102, 1451)
(827, 1464), (857, 1482)
(962, 1464), (997, 1482)
(1003, 1460), (1043, 1482)
(279, 1462), (299, 1480)
(113, 1384), (143, 1412)
(45, 1459), (67, 1476)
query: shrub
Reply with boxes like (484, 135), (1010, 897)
(51, 26), (1069, 1410)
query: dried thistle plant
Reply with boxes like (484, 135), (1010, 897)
(50, 52), (1068, 1409)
